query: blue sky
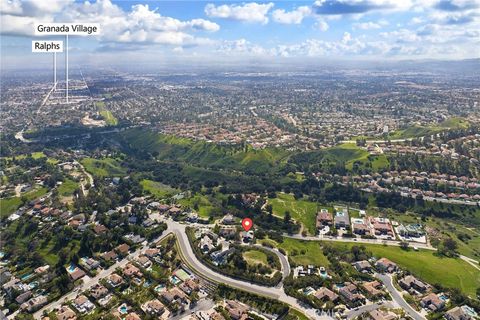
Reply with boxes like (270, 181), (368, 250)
(1, 0), (479, 67)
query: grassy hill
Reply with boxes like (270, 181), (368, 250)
(389, 117), (470, 139)
(289, 143), (389, 172)
(268, 193), (318, 235)
(119, 129), (290, 175)
(328, 241), (479, 297)
(80, 157), (127, 177)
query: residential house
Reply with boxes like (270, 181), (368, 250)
(20, 295), (48, 312)
(160, 287), (188, 305)
(369, 309), (398, 320)
(225, 300), (249, 320)
(371, 217), (394, 237)
(15, 291), (32, 304)
(115, 243), (130, 255)
(362, 280), (384, 297)
(102, 250), (118, 262)
(72, 295), (95, 314)
(339, 283), (365, 305)
(316, 210), (333, 227)
(222, 214), (236, 225)
(353, 260), (373, 273)
(199, 235), (215, 252)
(107, 273), (123, 287)
(145, 248), (160, 259)
(89, 284), (108, 300)
(143, 299), (165, 317)
(136, 255), (152, 269)
(352, 218), (370, 235)
(398, 275), (428, 293)
(80, 257), (100, 271)
(123, 263), (143, 278)
(444, 305), (478, 320)
(375, 258), (397, 273)
(179, 279), (200, 295)
(125, 312), (142, 320)
(93, 224), (107, 235)
(69, 268), (86, 281)
(421, 293), (445, 312)
(211, 248), (234, 266)
(56, 305), (77, 320)
(334, 211), (350, 229)
(218, 226), (237, 239)
(314, 287), (339, 302)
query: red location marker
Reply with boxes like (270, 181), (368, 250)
(242, 218), (253, 231)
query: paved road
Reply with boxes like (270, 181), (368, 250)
(375, 273), (425, 320)
(345, 301), (393, 319)
(168, 221), (331, 320)
(32, 231), (172, 319)
(284, 233), (480, 269)
(32, 220), (329, 320)
(252, 244), (290, 286)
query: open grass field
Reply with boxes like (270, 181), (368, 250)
(141, 179), (178, 199)
(278, 237), (330, 267)
(426, 219), (480, 261)
(269, 193), (318, 235)
(388, 117), (470, 139)
(57, 178), (79, 196)
(96, 101), (118, 126)
(0, 187), (48, 219)
(243, 249), (269, 266)
(178, 193), (218, 218)
(2, 151), (58, 164)
(326, 241), (480, 297)
(80, 157), (126, 177)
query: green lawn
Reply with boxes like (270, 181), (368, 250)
(178, 193), (218, 218)
(278, 237), (330, 267)
(141, 179), (178, 199)
(96, 101), (118, 126)
(269, 193), (318, 235)
(243, 249), (269, 266)
(58, 178), (79, 196)
(327, 242), (480, 297)
(0, 187), (48, 219)
(80, 157), (126, 177)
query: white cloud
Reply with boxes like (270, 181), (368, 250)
(0, 0), (219, 47)
(315, 18), (330, 30)
(205, 2), (274, 24)
(272, 6), (312, 24)
(353, 19), (388, 29)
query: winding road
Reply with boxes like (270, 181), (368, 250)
(32, 220), (328, 320)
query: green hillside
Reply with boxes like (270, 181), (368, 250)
(119, 129), (290, 175)
(389, 117), (470, 139)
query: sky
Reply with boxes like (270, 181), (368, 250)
(1, 0), (479, 68)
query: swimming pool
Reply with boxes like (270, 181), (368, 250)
(118, 304), (128, 314)
(67, 263), (76, 273)
(21, 273), (33, 281)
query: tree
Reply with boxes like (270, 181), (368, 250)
(440, 237), (458, 256)
(284, 211), (292, 224)
(400, 241), (409, 250)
